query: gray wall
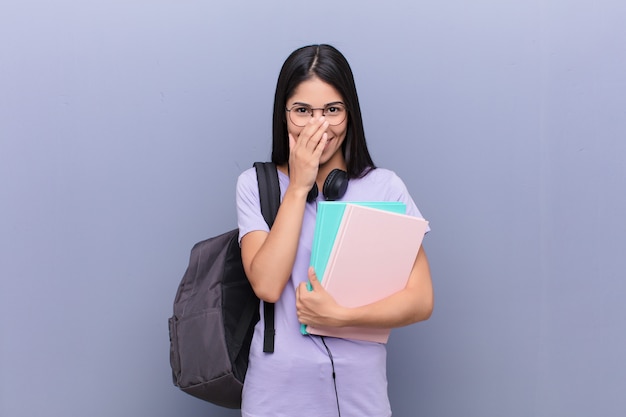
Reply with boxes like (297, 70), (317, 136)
(1, 1), (625, 416)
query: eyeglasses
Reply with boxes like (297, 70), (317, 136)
(285, 102), (348, 127)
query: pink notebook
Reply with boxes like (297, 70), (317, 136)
(306, 204), (429, 343)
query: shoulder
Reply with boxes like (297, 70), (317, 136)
(237, 167), (257, 186)
(236, 167), (261, 210)
(342, 167), (409, 201)
(358, 167), (407, 190)
(361, 167), (401, 181)
(348, 167), (427, 221)
(236, 167), (259, 195)
(236, 167), (268, 240)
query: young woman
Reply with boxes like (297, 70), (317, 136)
(236, 44), (433, 417)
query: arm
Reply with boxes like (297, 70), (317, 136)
(241, 117), (330, 303)
(241, 186), (308, 302)
(296, 246), (434, 328)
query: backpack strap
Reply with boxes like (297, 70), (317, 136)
(255, 162), (281, 228)
(253, 162), (280, 353)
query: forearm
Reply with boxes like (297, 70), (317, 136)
(242, 186), (308, 302)
(341, 287), (433, 328)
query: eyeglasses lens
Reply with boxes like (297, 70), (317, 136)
(287, 104), (347, 127)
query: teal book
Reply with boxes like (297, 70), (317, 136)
(301, 201), (406, 335)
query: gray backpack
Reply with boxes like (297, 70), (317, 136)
(168, 162), (280, 408)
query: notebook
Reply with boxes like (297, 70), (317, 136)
(301, 201), (406, 336)
(305, 204), (429, 343)
(310, 201), (407, 283)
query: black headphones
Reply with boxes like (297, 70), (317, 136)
(306, 169), (349, 202)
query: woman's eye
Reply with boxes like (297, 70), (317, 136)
(294, 106), (310, 114)
(326, 106), (344, 114)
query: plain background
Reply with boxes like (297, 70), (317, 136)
(1, 1), (625, 416)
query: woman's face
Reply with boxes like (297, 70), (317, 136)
(285, 77), (348, 168)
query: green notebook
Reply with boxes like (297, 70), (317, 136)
(301, 201), (406, 335)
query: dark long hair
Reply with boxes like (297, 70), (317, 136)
(271, 44), (375, 178)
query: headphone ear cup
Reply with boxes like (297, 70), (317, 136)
(306, 183), (319, 203)
(323, 169), (349, 201)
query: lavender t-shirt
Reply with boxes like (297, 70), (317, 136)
(236, 167), (428, 417)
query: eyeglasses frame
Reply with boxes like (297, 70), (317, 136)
(285, 102), (348, 127)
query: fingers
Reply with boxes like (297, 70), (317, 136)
(296, 275), (336, 327)
(288, 117), (329, 193)
(288, 133), (296, 151)
(308, 266), (321, 289)
(289, 117), (327, 157)
(298, 116), (329, 149)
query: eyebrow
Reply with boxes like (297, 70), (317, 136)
(289, 101), (345, 107)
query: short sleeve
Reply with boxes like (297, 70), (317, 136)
(236, 168), (270, 244)
(383, 171), (431, 234)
